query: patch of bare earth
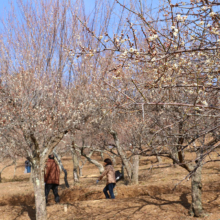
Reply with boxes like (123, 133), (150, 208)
(1, 153), (220, 219)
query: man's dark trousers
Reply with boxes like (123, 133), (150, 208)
(45, 184), (60, 203)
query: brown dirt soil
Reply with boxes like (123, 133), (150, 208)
(1, 152), (220, 220)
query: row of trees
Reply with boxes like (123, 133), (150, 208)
(0, 0), (219, 219)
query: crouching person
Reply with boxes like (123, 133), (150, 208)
(97, 158), (116, 199)
(44, 154), (60, 204)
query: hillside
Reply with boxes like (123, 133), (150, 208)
(0, 154), (220, 220)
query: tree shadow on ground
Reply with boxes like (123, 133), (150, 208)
(15, 206), (36, 220)
(179, 193), (191, 209)
(65, 192), (192, 219)
(136, 192), (191, 212)
(1, 194), (36, 220)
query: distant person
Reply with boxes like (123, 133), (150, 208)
(96, 158), (116, 199)
(25, 159), (31, 173)
(44, 154), (60, 204)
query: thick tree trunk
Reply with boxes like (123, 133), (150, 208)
(131, 155), (139, 184)
(73, 153), (79, 182)
(189, 148), (204, 217)
(189, 165), (203, 217)
(32, 159), (47, 220)
(110, 130), (132, 179)
(70, 146), (79, 182)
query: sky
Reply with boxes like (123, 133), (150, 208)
(0, 0), (9, 15)
(0, 0), (162, 19)
(0, 0), (158, 34)
(0, 0), (185, 22)
(0, 0), (97, 15)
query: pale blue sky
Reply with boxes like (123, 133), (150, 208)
(0, 0), (183, 22)
(0, 0), (162, 18)
(0, 0), (98, 14)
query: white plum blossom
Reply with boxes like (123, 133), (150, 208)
(209, 12), (216, 17)
(173, 32), (178, 37)
(202, 100), (208, 106)
(176, 14), (182, 21)
(149, 34), (158, 41)
(199, 21), (204, 26)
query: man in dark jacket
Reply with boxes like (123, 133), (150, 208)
(44, 154), (60, 203)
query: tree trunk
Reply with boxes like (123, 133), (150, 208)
(79, 166), (83, 177)
(171, 146), (178, 167)
(83, 154), (104, 174)
(131, 155), (139, 184)
(79, 158), (86, 177)
(156, 156), (162, 163)
(110, 130), (132, 179)
(13, 159), (17, 179)
(189, 150), (204, 217)
(53, 151), (69, 188)
(30, 168), (34, 183)
(32, 159), (47, 220)
(111, 155), (116, 165)
(23, 130), (68, 220)
(73, 152), (79, 182)
(70, 146), (79, 182)
(189, 165), (203, 217)
(81, 149), (104, 174)
(121, 163), (125, 179)
(71, 138), (104, 174)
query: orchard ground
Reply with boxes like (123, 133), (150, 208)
(1, 152), (220, 220)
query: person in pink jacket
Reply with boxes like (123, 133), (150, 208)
(97, 158), (116, 199)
